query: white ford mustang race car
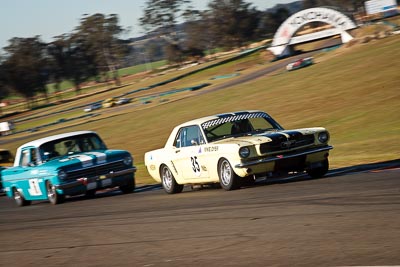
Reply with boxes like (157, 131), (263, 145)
(145, 110), (333, 193)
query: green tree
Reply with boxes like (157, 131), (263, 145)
(63, 35), (97, 94)
(140, 0), (192, 62)
(302, 0), (365, 11)
(47, 35), (70, 99)
(140, 0), (191, 38)
(182, 10), (211, 56)
(206, 0), (261, 49)
(2, 37), (49, 107)
(271, 7), (291, 32)
(74, 13), (129, 86)
(0, 61), (10, 115)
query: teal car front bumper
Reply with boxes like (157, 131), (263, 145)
(55, 167), (136, 194)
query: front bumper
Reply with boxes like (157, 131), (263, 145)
(235, 146), (333, 168)
(55, 167), (136, 190)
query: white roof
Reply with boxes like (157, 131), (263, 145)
(164, 110), (267, 147)
(19, 131), (96, 149)
(13, 131), (97, 167)
(177, 110), (265, 128)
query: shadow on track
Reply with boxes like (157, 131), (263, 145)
(249, 158), (400, 187)
(2, 159), (398, 205)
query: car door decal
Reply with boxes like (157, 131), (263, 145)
(28, 178), (43, 196)
(191, 156), (201, 177)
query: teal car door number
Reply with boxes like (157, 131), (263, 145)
(28, 178), (43, 196)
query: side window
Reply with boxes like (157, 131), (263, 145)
(20, 150), (30, 166)
(174, 125), (205, 148)
(89, 135), (106, 150)
(174, 129), (183, 148)
(20, 148), (37, 167)
(80, 137), (94, 152)
(174, 126), (205, 148)
(186, 126), (205, 146)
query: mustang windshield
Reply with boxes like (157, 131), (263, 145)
(202, 112), (283, 142)
(39, 133), (107, 161)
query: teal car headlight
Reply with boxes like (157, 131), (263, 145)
(58, 170), (67, 180)
(239, 147), (250, 158)
(123, 156), (133, 166)
(318, 131), (330, 143)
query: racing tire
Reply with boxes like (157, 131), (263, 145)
(218, 158), (241, 191)
(85, 189), (97, 198)
(242, 176), (256, 186)
(161, 165), (183, 194)
(13, 188), (31, 207)
(120, 177), (135, 194)
(307, 159), (329, 179)
(46, 181), (65, 205)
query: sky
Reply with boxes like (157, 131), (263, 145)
(0, 0), (295, 50)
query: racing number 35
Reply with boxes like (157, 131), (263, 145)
(191, 156), (200, 173)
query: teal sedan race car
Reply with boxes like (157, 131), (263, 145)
(1, 131), (136, 206)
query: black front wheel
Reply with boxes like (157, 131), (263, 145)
(120, 177), (135, 194)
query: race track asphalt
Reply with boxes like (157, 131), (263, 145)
(1, 165), (400, 267)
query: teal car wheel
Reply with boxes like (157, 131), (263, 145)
(13, 188), (31, 207)
(46, 181), (65, 205)
(120, 177), (135, 194)
(85, 189), (97, 198)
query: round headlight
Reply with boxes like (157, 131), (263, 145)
(123, 156), (133, 166)
(239, 147), (250, 158)
(58, 170), (67, 180)
(318, 131), (330, 143)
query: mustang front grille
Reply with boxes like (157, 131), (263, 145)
(260, 134), (315, 154)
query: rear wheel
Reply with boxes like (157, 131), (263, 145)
(85, 189), (97, 198)
(46, 181), (65, 205)
(161, 165), (183, 194)
(307, 159), (329, 178)
(120, 177), (135, 194)
(13, 188), (31, 207)
(218, 158), (241, 190)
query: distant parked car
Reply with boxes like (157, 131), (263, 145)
(0, 149), (13, 167)
(102, 98), (116, 108)
(116, 98), (131, 105)
(0, 121), (15, 136)
(286, 57), (314, 71)
(1, 131), (136, 206)
(0, 149), (13, 192)
(84, 103), (102, 112)
(145, 110), (332, 194)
